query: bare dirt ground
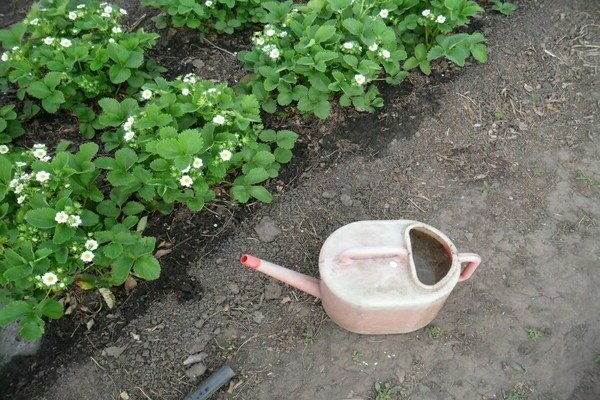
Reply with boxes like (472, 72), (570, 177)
(1, 0), (599, 399)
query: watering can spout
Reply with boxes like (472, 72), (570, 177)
(240, 254), (321, 299)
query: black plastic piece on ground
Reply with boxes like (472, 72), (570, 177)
(183, 365), (236, 400)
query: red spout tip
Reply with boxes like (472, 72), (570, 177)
(240, 254), (261, 269)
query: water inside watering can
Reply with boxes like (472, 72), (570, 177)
(409, 230), (452, 285)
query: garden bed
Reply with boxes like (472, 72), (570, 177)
(1, 0), (600, 399)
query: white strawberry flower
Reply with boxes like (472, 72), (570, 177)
(380, 49), (391, 59)
(17, 195), (26, 204)
(212, 114), (226, 125)
(80, 250), (95, 263)
(279, 31), (288, 38)
(181, 165), (191, 173)
(343, 42), (354, 50)
(33, 148), (47, 159)
(123, 116), (134, 130)
(193, 157), (203, 168)
(436, 15), (446, 24)
(120, 8), (127, 14)
(369, 43), (378, 51)
(68, 215), (82, 227)
(68, 11), (77, 20)
(85, 239), (98, 250)
(180, 175), (193, 187)
(182, 88), (190, 96)
(254, 37), (265, 46)
(205, 0), (213, 6)
(0, 145), (8, 154)
(379, 9), (389, 18)
(183, 73), (197, 83)
(112, 26), (122, 34)
(42, 272), (59, 286)
(55, 211), (69, 224)
(101, 12), (110, 17)
(1, 53), (8, 62)
(43, 36), (54, 45)
(124, 130), (135, 141)
(33, 144), (46, 149)
(103, 5), (113, 13)
(354, 74), (366, 85)
(269, 48), (280, 59)
(35, 170), (50, 182)
(9, 179), (19, 188)
(265, 28), (276, 37)
(60, 38), (72, 47)
(30, 18), (40, 25)
(422, 9), (431, 17)
(77, 4), (86, 9)
(141, 89), (152, 100)
(219, 149), (232, 161)
(14, 184), (23, 194)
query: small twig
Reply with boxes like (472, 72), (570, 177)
(90, 356), (105, 371)
(129, 13), (147, 31)
(202, 37), (236, 57)
(136, 387), (153, 400)
(234, 334), (262, 356)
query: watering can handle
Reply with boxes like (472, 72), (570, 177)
(457, 253), (481, 282)
(336, 247), (408, 264)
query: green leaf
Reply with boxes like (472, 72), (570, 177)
(314, 25), (336, 43)
(19, 316), (44, 341)
(103, 243), (123, 259)
(342, 18), (363, 35)
(53, 224), (76, 244)
(276, 130), (298, 149)
(0, 301), (31, 326)
(125, 52), (144, 68)
(274, 148), (293, 163)
(26, 82), (51, 99)
(245, 168), (269, 185)
(253, 151), (276, 166)
(111, 255), (134, 285)
(123, 201), (145, 215)
(403, 56), (418, 70)
(230, 185), (250, 203)
(109, 65), (131, 84)
(179, 130), (203, 154)
(97, 200), (121, 218)
(133, 255), (161, 280)
(314, 100), (331, 119)
(39, 299), (63, 319)
(25, 208), (57, 229)
(156, 138), (183, 159)
(249, 186), (273, 203)
(114, 148), (138, 171)
(471, 43), (488, 63)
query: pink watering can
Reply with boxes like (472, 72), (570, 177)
(240, 220), (481, 334)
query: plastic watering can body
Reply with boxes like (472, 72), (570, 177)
(241, 220), (481, 335)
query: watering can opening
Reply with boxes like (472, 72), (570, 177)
(408, 227), (453, 286)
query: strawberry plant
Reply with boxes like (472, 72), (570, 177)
(94, 75), (298, 214)
(0, 104), (24, 144)
(238, 0), (487, 119)
(142, 0), (267, 34)
(0, 142), (160, 340)
(0, 0), (163, 137)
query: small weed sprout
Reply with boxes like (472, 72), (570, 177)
(527, 328), (542, 342)
(426, 325), (443, 339)
(374, 381), (402, 400)
(491, 1), (517, 16)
